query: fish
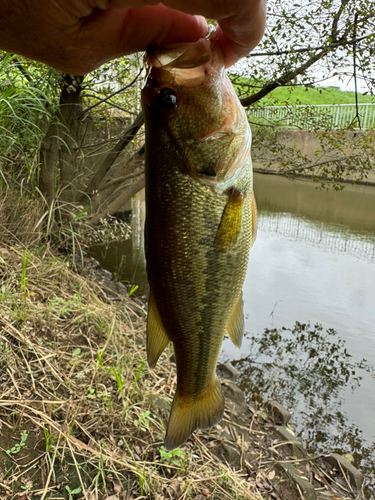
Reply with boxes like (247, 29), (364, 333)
(141, 29), (256, 450)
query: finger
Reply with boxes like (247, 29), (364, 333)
(216, 10), (266, 68)
(71, 5), (207, 74)
(108, 0), (160, 7)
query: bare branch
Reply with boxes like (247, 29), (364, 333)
(246, 33), (374, 58)
(81, 68), (143, 116)
(281, 154), (361, 174)
(98, 170), (145, 193)
(89, 175), (145, 225)
(240, 2), (368, 107)
(79, 111), (144, 202)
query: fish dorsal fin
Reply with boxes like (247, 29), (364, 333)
(214, 188), (245, 252)
(251, 191), (257, 247)
(226, 292), (244, 348)
(147, 291), (171, 368)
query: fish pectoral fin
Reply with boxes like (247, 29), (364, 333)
(226, 292), (244, 348)
(164, 376), (224, 450)
(251, 191), (257, 247)
(147, 291), (171, 368)
(214, 188), (245, 252)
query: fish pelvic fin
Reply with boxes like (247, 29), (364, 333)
(226, 292), (244, 348)
(251, 191), (257, 247)
(214, 188), (245, 252)
(164, 376), (225, 450)
(147, 291), (171, 368)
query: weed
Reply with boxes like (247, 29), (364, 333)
(20, 248), (29, 296)
(159, 446), (185, 468)
(87, 386), (96, 399)
(127, 284), (139, 297)
(129, 360), (144, 401)
(65, 485), (82, 500)
(6, 430), (28, 455)
(47, 294), (79, 318)
(43, 427), (53, 452)
(111, 367), (125, 407)
(134, 410), (151, 431)
(124, 440), (147, 495)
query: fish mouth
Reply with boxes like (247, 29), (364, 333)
(143, 28), (224, 86)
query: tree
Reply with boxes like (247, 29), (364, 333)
(233, 0), (375, 185)
(0, 52), (145, 224)
(1, 0), (375, 226)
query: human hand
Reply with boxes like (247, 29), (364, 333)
(0, 0), (266, 74)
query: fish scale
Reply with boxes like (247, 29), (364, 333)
(142, 30), (255, 449)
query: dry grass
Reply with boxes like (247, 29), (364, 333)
(0, 186), (131, 255)
(0, 189), (45, 247)
(0, 245), (263, 500)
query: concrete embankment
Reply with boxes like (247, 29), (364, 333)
(252, 129), (375, 184)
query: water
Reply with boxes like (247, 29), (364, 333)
(91, 173), (375, 496)
(223, 174), (375, 498)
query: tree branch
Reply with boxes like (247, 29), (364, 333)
(89, 175), (145, 225)
(281, 154), (361, 174)
(246, 33), (374, 58)
(79, 111), (144, 202)
(10, 55), (33, 82)
(81, 68), (143, 116)
(240, 45), (335, 106)
(240, 2), (364, 107)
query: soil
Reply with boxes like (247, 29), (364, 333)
(0, 247), (365, 500)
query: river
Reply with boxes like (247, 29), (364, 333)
(90, 173), (375, 498)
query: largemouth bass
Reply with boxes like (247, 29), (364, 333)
(141, 30), (256, 450)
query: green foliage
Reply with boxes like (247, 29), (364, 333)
(159, 446), (185, 468)
(65, 485), (82, 500)
(6, 430), (28, 455)
(0, 53), (58, 184)
(134, 410), (151, 431)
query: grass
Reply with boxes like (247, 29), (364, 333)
(263, 85), (375, 106)
(232, 75), (375, 106)
(0, 187), (362, 500)
(0, 245), (263, 500)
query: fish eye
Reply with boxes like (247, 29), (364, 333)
(156, 88), (178, 110)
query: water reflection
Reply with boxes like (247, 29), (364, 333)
(90, 174), (375, 497)
(232, 322), (375, 499)
(259, 211), (375, 261)
(254, 173), (375, 234)
(90, 191), (148, 294)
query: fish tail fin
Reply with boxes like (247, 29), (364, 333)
(164, 376), (225, 450)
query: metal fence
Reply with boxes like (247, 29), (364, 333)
(247, 103), (375, 130)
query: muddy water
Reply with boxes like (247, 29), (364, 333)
(91, 174), (375, 497)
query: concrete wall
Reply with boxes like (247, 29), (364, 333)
(252, 129), (375, 183)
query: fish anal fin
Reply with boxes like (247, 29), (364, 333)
(215, 188), (245, 252)
(251, 191), (257, 247)
(226, 292), (244, 348)
(164, 376), (224, 450)
(147, 291), (171, 368)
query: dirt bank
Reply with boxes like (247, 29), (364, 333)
(0, 246), (365, 500)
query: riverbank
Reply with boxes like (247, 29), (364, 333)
(0, 245), (365, 500)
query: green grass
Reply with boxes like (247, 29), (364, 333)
(232, 76), (374, 106)
(264, 85), (374, 106)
